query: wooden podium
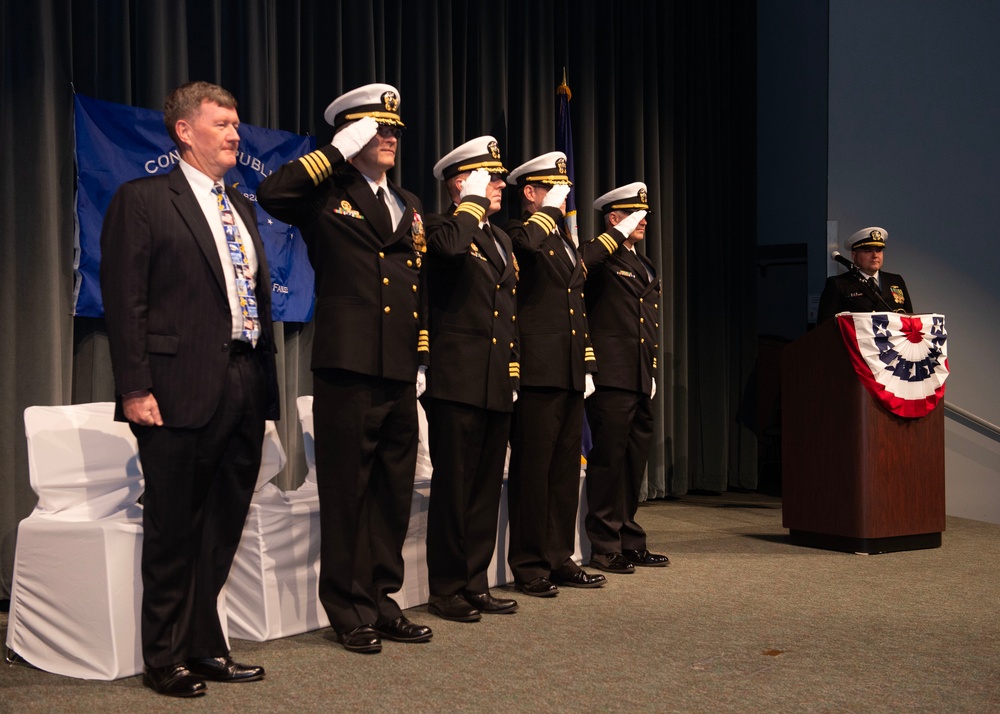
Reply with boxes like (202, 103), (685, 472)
(780, 317), (945, 553)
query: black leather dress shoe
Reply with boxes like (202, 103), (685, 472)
(143, 663), (207, 698)
(186, 656), (265, 683)
(464, 590), (518, 613)
(623, 548), (671, 567)
(589, 552), (636, 574)
(339, 624), (382, 654)
(515, 577), (559, 597)
(429, 593), (482, 622)
(550, 568), (607, 588)
(376, 615), (433, 642)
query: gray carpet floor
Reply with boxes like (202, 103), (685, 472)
(3, 492), (999, 713)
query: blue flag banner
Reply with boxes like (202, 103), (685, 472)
(73, 93), (316, 322)
(556, 74), (591, 458)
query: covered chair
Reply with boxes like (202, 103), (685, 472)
(224, 398), (328, 640)
(6, 403), (144, 680)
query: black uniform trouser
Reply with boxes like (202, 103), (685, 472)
(583, 387), (653, 554)
(313, 369), (417, 635)
(425, 398), (510, 597)
(507, 387), (584, 583)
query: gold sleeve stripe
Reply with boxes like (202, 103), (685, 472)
(652, 358), (658, 369)
(454, 202), (486, 221)
(299, 150), (332, 185)
(509, 362), (520, 377)
(298, 154), (321, 184)
(597, 233), (618, 254)
(417, 330), (430, 352)
(527, 212), (557, 233)
(584, 347), (597, 361)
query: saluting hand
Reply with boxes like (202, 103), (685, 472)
(332, 115), (380, 160)
(614, 209), (647, 241)
(542, 184), (570, 212)
(460, 168), (491, 199)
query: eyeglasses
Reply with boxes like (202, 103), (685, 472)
(856, 247), (884, 253)
(376, 124), (403, 139)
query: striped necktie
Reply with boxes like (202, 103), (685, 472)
(213, 185), (260, 347)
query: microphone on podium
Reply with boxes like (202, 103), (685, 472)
(831, 251), (857, 272)
(831, 250), (895, 312)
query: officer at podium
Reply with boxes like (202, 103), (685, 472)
(817, 226), (914, 322)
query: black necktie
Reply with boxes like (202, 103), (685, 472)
(376, 187), (394, 232)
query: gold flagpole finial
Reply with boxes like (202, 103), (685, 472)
(557, 67), (571, 99)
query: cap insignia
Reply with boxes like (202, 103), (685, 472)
(382, 91), (399, 113)
(556, 157), (567, 175)
(488, 140), (501, 160)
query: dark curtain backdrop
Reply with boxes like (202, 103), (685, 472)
(0, 0), (757, 599)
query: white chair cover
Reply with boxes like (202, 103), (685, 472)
(8, 404), (277, 679)
(6, 403), (144, 680)
(225, 403), (327, 641)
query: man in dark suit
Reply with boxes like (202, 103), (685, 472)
(579, 182), (670, 575)
(502, 152), (606, 598)
(257, 84), (432, 655)
(101, 81), (278, 698)
(818, 226), (914, 322)
(423, 137), (520, 622)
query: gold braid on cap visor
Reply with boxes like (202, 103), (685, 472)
(455, 160), (508, 175)
(522, 175), (572, 185)
(343, 110), (405, 126)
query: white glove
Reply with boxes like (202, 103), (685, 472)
(614, 209), (647, 240)
(460, 168), (491, 199)
(542, 183), (570, 209)
(512, 390), (518, 404)
(650, 377), (657, 400)
(416, 365), (427, 398)
(331, 115), (379, 160)
(584, 373), (595, 399)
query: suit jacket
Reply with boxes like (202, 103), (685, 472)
(503, 207), (596, 391)
(100, 166), (279, 428)
(817, 270), (913, 322)
(580, 226), (661, 396)
(424, 195), (519, 412)
(257, 144), (427, 381)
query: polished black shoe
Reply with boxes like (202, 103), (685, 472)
(339, 624), (382, 654)
(464, 590), (518, 614)
(623, 548), (671, 567)
(143, 663), (207, 698)
(589, 552), (636, 574)
(550, 567), (607, 588)
(186, 656), (264, 683)
(376, 615), (433, 643)
(428, 593), (482, 622)
(515, 577), (559, 597)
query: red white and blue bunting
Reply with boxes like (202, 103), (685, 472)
(836, 313), (949, 418)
